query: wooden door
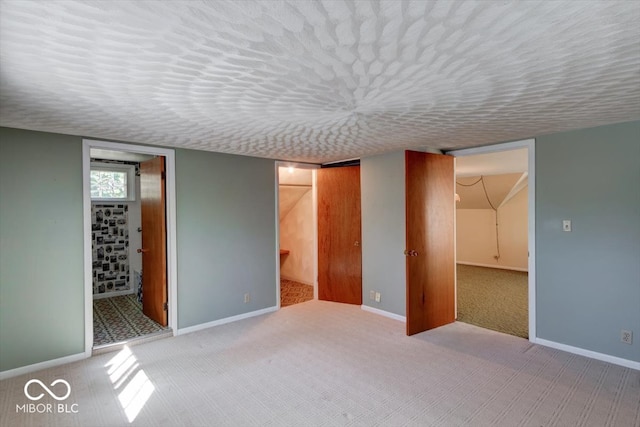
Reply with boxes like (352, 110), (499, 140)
(405, 151), (455, 335)
(140, 156), (168, 326)
(317, 166), (362, 304)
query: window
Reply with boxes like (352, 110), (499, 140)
(90, 162), (136, 201)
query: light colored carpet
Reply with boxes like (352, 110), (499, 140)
(457, 264), (528, 338)
(280, 279), (314, 307)
(2, 300), (638, 426)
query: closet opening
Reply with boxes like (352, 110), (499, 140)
(277, 164), (317, 308)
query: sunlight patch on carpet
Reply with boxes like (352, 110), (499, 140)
(105, 346), (154, 423)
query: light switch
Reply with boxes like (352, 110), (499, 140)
(562, 220), (572, 232)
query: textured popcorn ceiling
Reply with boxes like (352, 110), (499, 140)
(1, 1), (639, 164)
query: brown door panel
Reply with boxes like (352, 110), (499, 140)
(140, 156), (168, 326)
(405, 151), (455, 335)
(317, 166), (362, 305)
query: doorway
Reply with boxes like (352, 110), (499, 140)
(277, 165), (316, 307)
(447, 139), (536, 341)
(275, 162), (363, 309)
(82, 140), (178, 356)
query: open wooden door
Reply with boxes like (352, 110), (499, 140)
(140, 156), (168, 326)
(317, 166), (362, 304)
(405, 151), (455, 335)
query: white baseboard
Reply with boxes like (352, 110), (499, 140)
(457, 261), (528, 272)
(361, 305), (406, 323)
(532, 338), (640, 371)
(177, 306), (278, 336)
(92, 289), (136, 300)
(280, 274), (314, 286)
(0, 352), (87, 380)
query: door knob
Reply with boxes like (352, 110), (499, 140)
(137, 248), (149, 253)
(404, 250), (418, 257)
(354, 241), (360, 247)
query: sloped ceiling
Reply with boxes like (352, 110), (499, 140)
(279, 186), (311, 221)
(279, 167), (313, 186)
(456, 173), (525, 209)
(1, 1), (639, 164)
(279, 167), (312, 220)
(455, 148), (527, 178)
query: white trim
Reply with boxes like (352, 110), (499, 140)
(527, 141), (536, 342)
(453, 157), (458, 318)
(456, 261), (528, 272)
(176, 306), (278, 335)
(361, 305), (407, 323)
(447, 138), (536, 342)
(165, 148), (179, 338)
(533, 338), (640, 371)
(312, 169), (319, 300)
(0, 352), (86, 380)
(274, 163), (281, 309)
(82, 143), (93, 357)
(83, 139), (178, 358)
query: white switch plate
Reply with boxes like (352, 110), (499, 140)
(375, 292), (381, 303)
(562, 220), (572, 232)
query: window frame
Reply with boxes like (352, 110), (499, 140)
(90, 162), (136, 202)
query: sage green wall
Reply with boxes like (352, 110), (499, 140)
(0, 128), (84, 372)
(536, 121), (640, 362)
(3, 120), (638, 372)
(361, 151), (406, 316)
(175, 149), (277, 328)
(0, 127), (278, 373)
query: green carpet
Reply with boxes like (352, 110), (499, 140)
(456, 264), (528, 338)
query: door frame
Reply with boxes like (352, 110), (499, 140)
(274, 162), (320, 308)
(82, 139), (178, 356)
(446, 138), (536, 342)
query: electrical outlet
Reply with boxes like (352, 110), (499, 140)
(621, 330), (632, 345)
(369, 290), (376, 300)
(244, 293), (250, 303)
(375, 292), (381, 303)
(562, 220), (572, 232)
